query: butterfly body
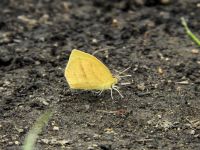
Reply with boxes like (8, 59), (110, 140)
(65, 49), (118, 90)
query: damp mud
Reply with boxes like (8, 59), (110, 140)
(1, 0), (200, 149)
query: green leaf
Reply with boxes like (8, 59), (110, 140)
(181, 17), (200, 46)
(23, 109), (53, 150)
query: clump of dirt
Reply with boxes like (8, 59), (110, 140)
(1, 0), (200, 149)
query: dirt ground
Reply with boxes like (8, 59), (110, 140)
(1, 0), (200, 149)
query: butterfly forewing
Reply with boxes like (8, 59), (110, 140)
(65, 49), (117, 90)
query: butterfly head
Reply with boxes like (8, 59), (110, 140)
(112, 77), (118, 85)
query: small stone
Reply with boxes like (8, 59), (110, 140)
(53, 126), (59, 131)
(93, 134), (100, 139)
(176, 86), (181, 92)
(147, 119), (153, 125)
(17, 128), (24, 133)
(160, 120), (173, 130)
(190, 130), (195, 135)
(38, 97), (49, 106)
(104, 128), (115, 134)
(39, 14), (50, 24)
(92, 38), (97, 44)
(87, 144), (98, 150)
(41, 138), (49, 144)
(137, 83), (145, 91)
(112, 19), (119, 27)
(57, 139), (71, 145)
(135, 0), (145, 6)
(191, 49), (199, 54)
(63, 2), (71, 12)
(152, 84), (158, 89)
(87, 146), (94, 150)
(197, 3), (200, 7)
(18, 15), (37, 26)
(50, 138), (57, 144)
(158, 67), (164, 75)
(35, 61), (41, 65)
(160, 0), (171, 5)
(3, 80), (11, 86)
(85, 105), (90, 110)
(165, 57), (170, 61)
(42, 100), (49, 106)
(15, 141), (20, 145)
(8, 141), (13, 145)
(176, 80), (189, 85)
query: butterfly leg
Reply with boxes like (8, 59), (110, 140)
(110, 88), (113, 99)
(112, 85), (124, 98)
(98, 90), (104, 95)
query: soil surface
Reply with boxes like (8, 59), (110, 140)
(1, 0), (200, 149)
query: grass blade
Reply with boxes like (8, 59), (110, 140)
(23, 109), (53, 150)
(181, 17), (200, 46)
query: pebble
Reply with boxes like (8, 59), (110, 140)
(8, 141), (13, 145)
(87, 144), (98, 150)
(135, 0), (145, 6)
(191, 49), (199, 54)
(41, 138), (49, 144)
(137, 83), (145, 91)
(112, 19), (118, 27)
(18, 15), (37, 26)
(85, 104), (90, 110)
(158, 67), (164, 75)
(15, 141), (20, 145)
(53, 126), (59, 131)
(57, 140), (71, 145)
(190, 130), (195, 135)
(160, 0), (171, 5)
(104, 128), (115, 134)
(160, 120), (173, 130)
(93, 134), (101, 139)
(41, 138), (71, 145)
(176, 80), (189, 85)
(17, 128), (24, 133)
(92, 38), (97, 44)
(38, 97), (49, 106)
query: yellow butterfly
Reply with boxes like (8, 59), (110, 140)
(65, 49), (128, 99)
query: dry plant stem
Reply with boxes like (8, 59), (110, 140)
(181, 17), (200, 46)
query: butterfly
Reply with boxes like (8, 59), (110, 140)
(65, 49), (130, 99)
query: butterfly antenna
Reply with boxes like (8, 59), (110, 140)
(112, 86), (124, 98)
(92, 46), (114, 56)
(118, 66), (131, 75)
(118, 75), (132, 78)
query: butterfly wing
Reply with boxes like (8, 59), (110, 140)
(65, 49), (117, 90)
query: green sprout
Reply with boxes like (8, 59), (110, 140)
(23, 109), (53, 150)
(181, 17), (200, 46)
